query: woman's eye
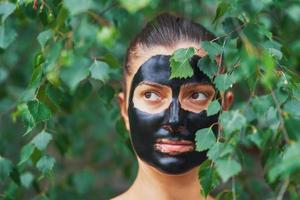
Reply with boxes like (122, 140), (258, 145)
(144, 91), (161, 101)
(190, 92), (207, 101)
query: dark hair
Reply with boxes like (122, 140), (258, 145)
(123, 12), (216, 90)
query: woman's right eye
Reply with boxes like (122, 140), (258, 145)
(144, 91), (161, 101)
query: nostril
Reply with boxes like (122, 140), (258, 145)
(162, 124), (174, 133)
(162, 124), (185, 134)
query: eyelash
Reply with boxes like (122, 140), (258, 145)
(142, 90), (161, 101)
(189, 91), (208, 101)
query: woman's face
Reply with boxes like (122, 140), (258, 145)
(118, 42), (232, 174)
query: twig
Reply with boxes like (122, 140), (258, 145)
(232, 176), (236, 200)
(276, 179), (289, 200)
(217, 37), (227, 75)
(41, 0), (52, 11)
(88, 11), (110, 26)
(210, 24), (245, 43)
(270, 88), (290, 144)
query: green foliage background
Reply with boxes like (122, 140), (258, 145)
(0, 0), (300, 199)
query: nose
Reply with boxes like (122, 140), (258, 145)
(163, 99), (181, 132)
(168, 100), (180, 124)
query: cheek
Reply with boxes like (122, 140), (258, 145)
(180, 99), (210, 113)
(129, 107), (165, 130)
(185, 111), (219, 133)
(132, 97), (172, 114)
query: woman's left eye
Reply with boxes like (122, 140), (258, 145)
(190, 92), (207, 101)
(144, 91), (161, 101)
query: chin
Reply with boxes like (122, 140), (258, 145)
(138, 150), (207, 175)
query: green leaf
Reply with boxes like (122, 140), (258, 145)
(17, 100), (52, 134)
(293, 85), (300, 99)
(214, 74), (235, 92)
(0, 24), (17, 49)
(0, 156), (13, 180)
(268, 142), (300, 182)
(16, 0), (34, 6)
(248, 129), (264, 149)
(213, 2), (230, 23)
(72, 170), (95, 194)
(200, 41), (222, 60)
(234, 52), (257, 82)
(19, 143), (35, 165)
(36, 155), (55, 174)
(170, 59), (194, 79)
(17, 103), (36, 134)
(286, 5), (300, 22)
(196, 128), (216, 152)
(0, 67), (8, 83)
(97, 26), (118, 48)
(102, 54), (121, 68)
(220, 111), (246, 135)
(215, 158), (241, 182)
(286, 118), (300, 140)
(274, 88), (288, 105)
(116, 118), (130, 140)
(89, 60), (110, 83)
(37, 29), (52, 49)
(199, 160), (220, 197)
(262, 40), (282, 53)
(98, 84), (115, 107)
(28, 65), (43, 88)
(45, 84), (64, 109)
(169, 47), (195, 79)
(60, 58), (90, 93)
(261, 51), (275, 88)
(222, 17), (243, 39)
(31, 130), (53, 151)
(268, 48), (282, 60)
(118, 0), (151, 13)
(74, 19), (98, 46)
(0, 2), (16, 23)
(207, 142), (234, 162)
(27, 100), (52, 125)
(197, 56), (218, 79)
(207, 100), (221, 116)
(20, 172), (34, 188)
(283, 99), (300, 118)
(250, 94), (273, 115)
(10, 166), (21, 185)
(261, 107), (280, 131)
(63, 0), (95, 15)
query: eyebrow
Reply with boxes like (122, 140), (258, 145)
(180, 82), (214, 88)
(137, 81), (169, 89)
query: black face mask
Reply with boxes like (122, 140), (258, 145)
(128, 54), (219, 174)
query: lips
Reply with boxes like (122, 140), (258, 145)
(154, 138), (195, 155)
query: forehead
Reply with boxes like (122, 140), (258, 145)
(131, 54), (212, 89)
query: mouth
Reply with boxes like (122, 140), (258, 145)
(154, 138), (195, 155)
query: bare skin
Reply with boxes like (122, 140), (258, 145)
(114, 41), (233, 200)
(112, 158), (214, 200)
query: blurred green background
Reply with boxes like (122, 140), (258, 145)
(0, 0), (300, 199)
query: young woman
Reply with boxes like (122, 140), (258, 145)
(114, 12), (233, 200)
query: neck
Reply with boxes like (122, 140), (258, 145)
(126, 158), (204, 200)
